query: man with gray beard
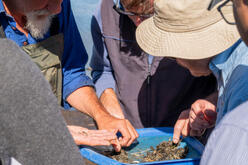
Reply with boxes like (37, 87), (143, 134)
(25, 9), (54, 40)
(0, 0), (137, 150)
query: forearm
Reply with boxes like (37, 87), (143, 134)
(66, 86), (110, 120)
(66, 85), (138, 149)
(100, 88), (125, 119)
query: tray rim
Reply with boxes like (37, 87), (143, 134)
(80, 127), (204, 165)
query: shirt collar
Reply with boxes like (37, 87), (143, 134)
(209, 39), (243, 85)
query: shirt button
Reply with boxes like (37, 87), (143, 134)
(11, 26), (16, 30)
(23, 41), (28, 46)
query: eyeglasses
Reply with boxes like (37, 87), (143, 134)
(208, 0), (223, 10)
(113, 0), (154, 18)
(218, 0), (235, 25)
(208, 0), (235, 25)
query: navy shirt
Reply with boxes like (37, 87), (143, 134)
(0, 0), (94, 109)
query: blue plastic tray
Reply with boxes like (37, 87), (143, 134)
(80, 127), (204, 165)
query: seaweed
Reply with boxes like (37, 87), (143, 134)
(106, 140), (188, 164)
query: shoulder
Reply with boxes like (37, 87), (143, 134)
(0, 39), (19, 53)
(93, 0), (116, 29)
(59, 0), (72, 18)
(98, 0), (117, 20)
(201, 103), (248, 164)
(224, 57), (248, 110)
(61, 0), (71, 8)
(222, 101), (248, 127)
(231, 41), (248, 66)
(201, 119), (248, 165)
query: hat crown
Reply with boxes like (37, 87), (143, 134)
(154, 0), (233, 32)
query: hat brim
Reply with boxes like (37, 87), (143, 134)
(136, 14), (240, 60)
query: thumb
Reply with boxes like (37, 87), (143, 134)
(204, 109), (217, 122)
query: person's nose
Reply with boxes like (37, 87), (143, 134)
(47, 0), (63, 15)
(135, 17), (142, 26)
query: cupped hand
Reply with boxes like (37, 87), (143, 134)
(189, 99), (217, 134)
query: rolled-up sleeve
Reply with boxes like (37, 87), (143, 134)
(59, 0), (94, 108)
(90, 3), (116, 97)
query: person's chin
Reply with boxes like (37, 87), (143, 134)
(36, 15), (50, 20)
(242, 36), (248, 47)
(190, 71), (211, 77)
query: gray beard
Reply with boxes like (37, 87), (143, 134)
(25, 11), (53, 39)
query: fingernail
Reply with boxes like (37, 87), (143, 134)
(173, 138), (178, 144)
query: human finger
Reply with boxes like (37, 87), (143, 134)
(173, 110), (189, 144)
(189, 109), (197, 128)
(191, 109), (216, 130)
(129, 120), (139, 138)
(181, 118), (190, 137)
(70, 130), (112, 146)
(190, 128), (206, 137)
(110, 139), (121, 152)
(189, 102), (205, 130)
(173, 120), (185, 144)
(125, 120), (138, 146)
(87, 130), (117, 139)
(67, 125), (88, 133)
(118, 123), (131, 146)
(85, 136), (113, 146)
(191, 115), (211, 130)
(191, 101), (204, 115)
(190, 102), (211, 129)
(203, 109), (217, 125)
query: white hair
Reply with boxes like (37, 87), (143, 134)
(25, 10), (54, 39)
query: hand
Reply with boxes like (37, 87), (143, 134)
(96, 114), (139, 150)
(67, 125), (121, 151)
(173, 99), (217, 144)
(173, 109), (190, 144)
(189, 99), (217, 135)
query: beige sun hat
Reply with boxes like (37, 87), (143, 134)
(136, 0), (240, 59)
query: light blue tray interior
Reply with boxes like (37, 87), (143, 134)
(80, 127), (204, 165)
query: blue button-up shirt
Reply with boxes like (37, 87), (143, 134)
(209, 39), (248, 124)
(0, 0), (94, 109)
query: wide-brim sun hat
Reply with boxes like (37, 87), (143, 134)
(136, 0), (240, 59)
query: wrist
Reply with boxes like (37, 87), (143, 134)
(93, 107), (110, 122)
